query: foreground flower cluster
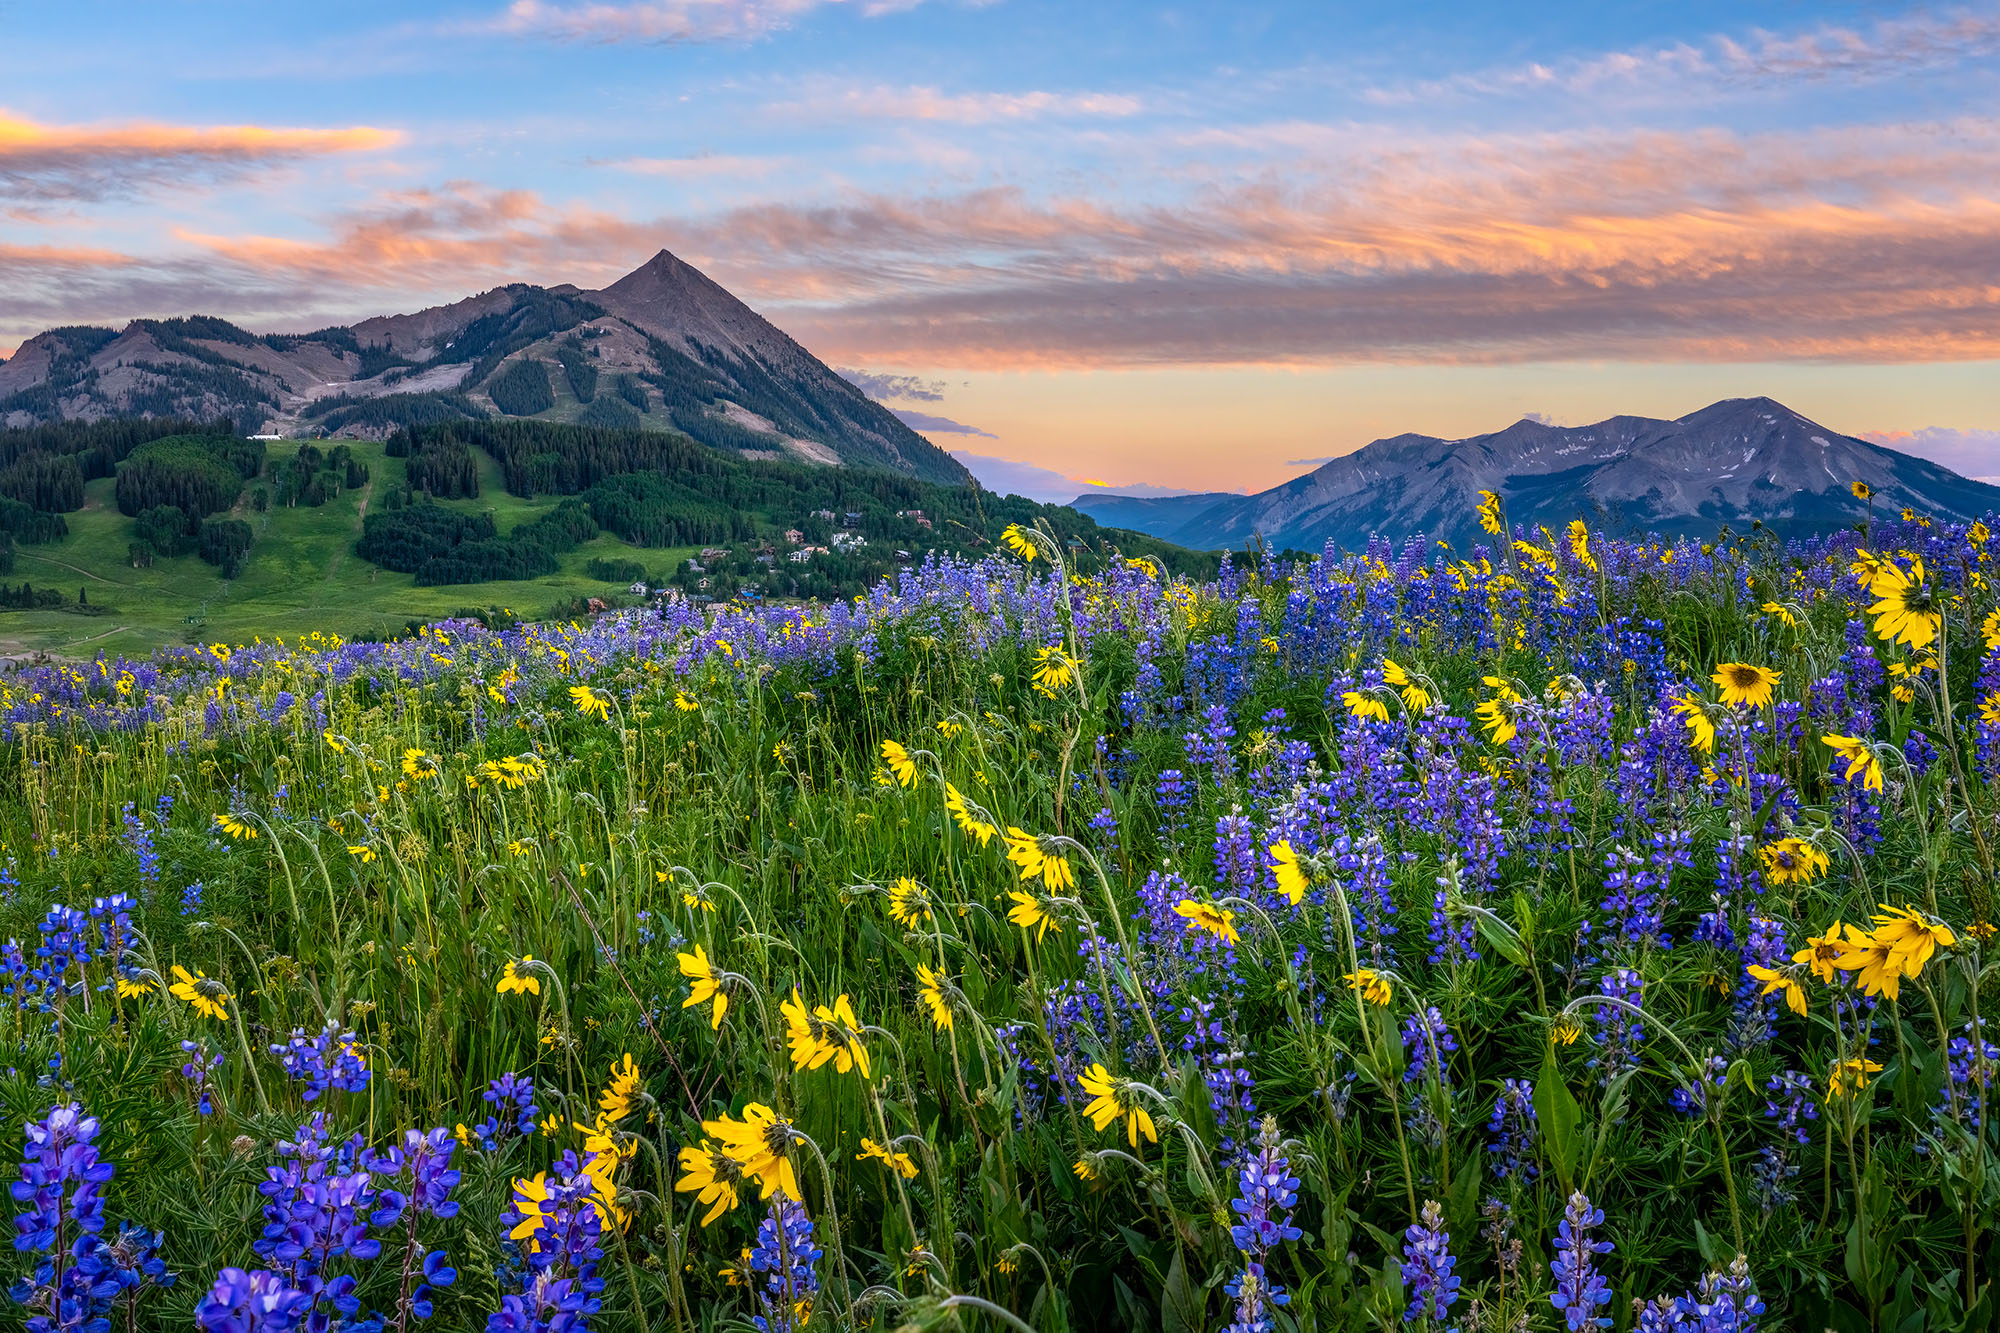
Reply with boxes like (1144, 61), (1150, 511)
(0, 504), (1996, 1330)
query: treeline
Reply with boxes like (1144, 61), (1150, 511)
(272, 442), (368, 508)
(391, 420), (728, 499)
(0, 581), (65, 610)
(115, 436), (265, 517)
(306, 392), (486, 436)
(0, 418), (236, 530)
(488, 359), (554, 417)
(581, 471), (751, 547)
(391, 436), (480, 499)
(354, 499), (597, 586)
(0, 498), (66, 544)
(127, 508), (253, 576)
(0, 454), (85, 512)
(0, 416), (217, 477)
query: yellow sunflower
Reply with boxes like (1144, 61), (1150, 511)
(880, 739), (919, 787)
(1866, 556), (1942, 650)
(168, 965), (231, 1020)
(1344, 968), (1393, 1006)
(1078, 1063), (1157, 1150)
(705, 1104), (800, 1201)
(1870, 903), (1955, 979)
(1827, 1056), (1883, 1100)
(1792, 926), (1847, 985)
(1003, 827), (1076, 893)
(1173, 898), (1240, 946)
(598, 1054), (643, 1123)
(1006, 889), (1062, 942)
(887, 877), (934, 927)
(857, 1137), (920, 1179)
(915, 964), (953, 1031)
(1031, 646), (1077, 697)
(1831, 925), (1905, 1000)
(1341, 690), (1391, 723)
(1744, 964), (1806, 1016)
(1758, 837), (1829, 885)
(677, 944), (729, 1029)
(1382, 658), (1431, 713)
(1711, 662), (1779, 709)
(1821, 734), (1884, 792)
(1670, 695), (1717, 754)
(1268, 840), (1310, 906)
(943, 782), (997, 848)
(674, 1141), (745, 1226)
(496, 956), (541, 997)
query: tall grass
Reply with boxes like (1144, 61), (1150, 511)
(0, 511), (1993, 1332)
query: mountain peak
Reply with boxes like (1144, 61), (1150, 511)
(1073, 395), (2000, 551)
(0, 249), (973, 486)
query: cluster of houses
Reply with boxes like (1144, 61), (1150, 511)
(673, 507), (940, 595)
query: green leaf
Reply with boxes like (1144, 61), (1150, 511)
(1472, 906), (1530, 968)
(1177, 1056), (1220, 1150)
(1445, 1148), (1482, 1235)
(1535, 1043), (1583, 1193)
(1160, 1245), (1205, 1333)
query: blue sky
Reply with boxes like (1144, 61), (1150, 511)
(4, 0), (1998, 498)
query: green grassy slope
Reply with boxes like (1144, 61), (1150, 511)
(0, 439), (693, 657)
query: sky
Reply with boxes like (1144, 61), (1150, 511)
(3, 0), (1998, 500)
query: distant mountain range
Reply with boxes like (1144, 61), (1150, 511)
(0, 251), (971, 486)
(1073, 398), (2000, 551)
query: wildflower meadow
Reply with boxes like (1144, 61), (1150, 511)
(1, 500), (1995, 1332)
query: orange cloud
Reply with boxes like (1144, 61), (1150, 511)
(30, 115), (2000, 373)
(0, 111), (400, 202)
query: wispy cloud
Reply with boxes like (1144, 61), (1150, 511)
(594, 152), (792, 178)
(478, 0), (925, 44)
(1863, 426), (2000, 479)
(769, 83), (1142, 124)
(836, 368), (945, 400)
(891, 407), (992, 436)
(949, 451), (1100, 503)
(0, 111), (400, 203)
(1363, 6), (2000, 106)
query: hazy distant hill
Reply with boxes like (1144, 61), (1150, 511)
(1073, 397), (2000, 550)
(0, 251), (972, 487)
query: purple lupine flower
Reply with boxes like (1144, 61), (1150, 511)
(748, 1196), (821, 1333)
(1549, 1190), (1615, 1331)
(475, 1074), (540, 1151)
(1748, 1146), (1798, 1219)
(9, 1103), (120, 1333)
(181, 1040), (224, 1117)
(1589, 969), (1644, 1086)
(1224, 1117), (1300, 1333)
(1637, 1254), (1765, 1332)
(1400, 1199), (1461, 1323)
(269, 1024), (370, 1102)
(366, 1127), (461, 1326)
(1486, 1079), (1538, 1181)
(486, 1150), (606, 1333)
(1400, 1006), (1458, 1087)
(194, 1268), (313, 1332)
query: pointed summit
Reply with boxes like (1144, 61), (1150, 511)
(592, 248), (772, 355)
(0, 248), (972, 486)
